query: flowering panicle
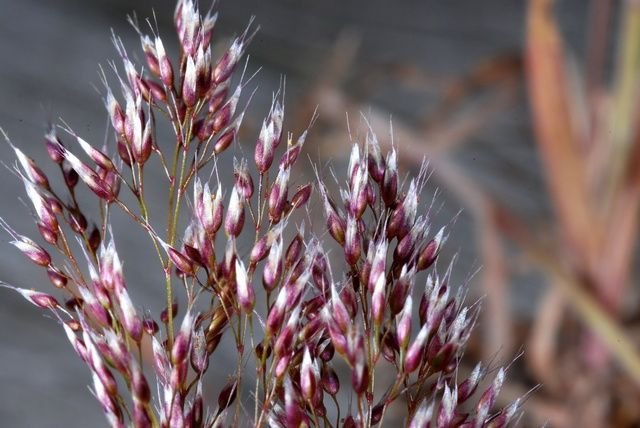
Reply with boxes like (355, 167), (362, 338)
(0, 1), (523, 427)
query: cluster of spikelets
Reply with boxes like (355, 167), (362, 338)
(0, 1), (524, 427)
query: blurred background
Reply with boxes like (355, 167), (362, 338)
(1, 0), (639, 426)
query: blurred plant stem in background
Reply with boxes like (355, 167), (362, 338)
(527, 0), (640, 375)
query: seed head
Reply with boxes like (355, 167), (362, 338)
(319, 185), (346, 245)
(255, 100), (284, 173)
(12, 147), (49, 189)
(344, 215), (361, 265)
(21, 177), (58, 234)
(404, 322), (431, 373)
(224, 186), (245, 237)
(233, 158), (254, 199)
(382, 149), (398, 206)
(0, 283), (59, 309)
(190, 327), (208, 373)
(409, 400), (434, 428)
(366, 131), (384, 182)
(396, 295), (413, 349)
(99, 239), (124, 292)
(290, 183), (312, 210)
(263, 235), (283, 291)
(74, 134), (114, 171)
(475, 368), (505, 428)
(60, 145), (113, 200)
(235, 259), (254, 313)
(155, 37), (174, 87)
(115, 286), (143, 342)
(300, 347), (318, 402)
(47, 267), (68, 288)
(11, 235), (51, 266)
(172, 310), (195, 365)
(371, 274), (386, 327)
(213, 36), (248, 85)
(269, 166), (290, 222)
(44, 126), (65, 164)
(183, 56), (198, 107)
